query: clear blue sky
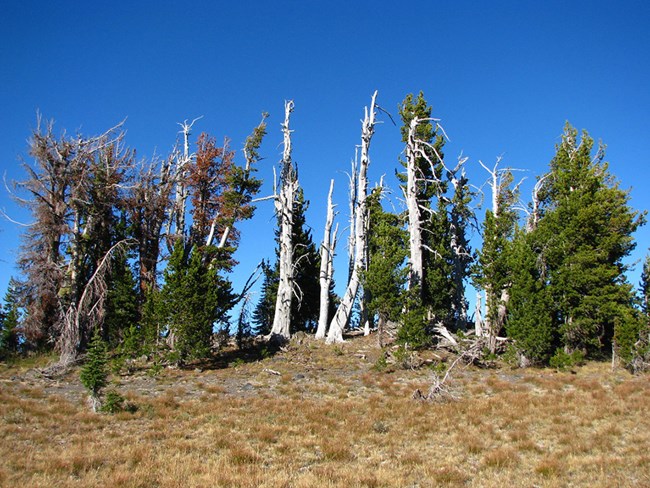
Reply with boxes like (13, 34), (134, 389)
(1, 1), (649, 312)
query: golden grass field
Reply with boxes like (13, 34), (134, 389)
(1, 334), (649, 487)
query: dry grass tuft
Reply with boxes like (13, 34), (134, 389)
(482, 447), (519, 468)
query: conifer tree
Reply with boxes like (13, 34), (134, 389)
(161, 241), (234, 363)
(537, 124), (645, 356)
(398, 92), (449, 317)
(641, 254), (650, 316)
(475, 165), (519, 352)
(361, 189), (409, 341)
(448, 167), (474, 328)
(80, 327), (109, 411)
(104, 250), (139, 348)
(252, 260), (277, 336)
(0, 279), (21, 358)
(505, 229), (556, 364)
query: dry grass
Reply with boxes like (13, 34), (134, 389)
(1, 335), (649, 487)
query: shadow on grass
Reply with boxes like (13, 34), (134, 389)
(187, 337), (285, 372)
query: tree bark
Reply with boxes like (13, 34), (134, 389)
(316, 179), (338, 339)
(327, 91), (378, 343)
(173, 117), (201, 241)
(405, 117), (424, 293)
(269, 101), (297, 341)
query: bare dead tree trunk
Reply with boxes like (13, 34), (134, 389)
(526, 174), (548, 233)
(269, 101), (297, 341)
(474, 290), (484, 337)
(346, 155), (358, 284)
(172, 117), (201, 242)
(316, 179), (338, 339)
(479, 158), (519, 353)
(327, 91), (378, 343)
(405, 117), (424, 293)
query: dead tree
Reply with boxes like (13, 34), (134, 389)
(125, 156), (174, 297)
(477, 158), (521, 353)
(55, 240), (132, 369)
(346, 154), (358, 284)
(169, 117), (202, 243)
(14, 118), (131, 348)
(402, 115), (448, 298)
(316, 179), (339, 339)
(327, 91), (378, 343)
(269, 101), (298, 341)
(525, 174), (549, 233)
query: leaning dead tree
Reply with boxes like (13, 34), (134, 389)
(269, 101), (298, 341)
(316, 179), (339, 339)
(51, 240), (132, 373)
(327, 91), (378, 343)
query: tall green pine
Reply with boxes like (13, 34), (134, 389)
(362, 189), (408, 335)
(537, 124), (645, 356)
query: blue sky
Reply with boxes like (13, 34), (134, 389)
(1, 1), (649, 312)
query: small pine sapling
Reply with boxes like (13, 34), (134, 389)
(80, 328), (109, 412)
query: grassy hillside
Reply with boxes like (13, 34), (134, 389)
(1, 335), (649, 487)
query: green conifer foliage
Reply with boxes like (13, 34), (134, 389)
(0, 279), (21, 358)
(252, 260), (277, 335)
(475, 169), (519, 334)
(642, 254), (650, 316)
(506, 230), (556, 363)
(537, 124), (645, 356)
(360, 189), (411, 341)
(613, 253), (650, 372)
(161, 241), (234, 362)
(398, 92), (450, 321)
(104, 251), (139, 348)
(80, 328), (109, 397)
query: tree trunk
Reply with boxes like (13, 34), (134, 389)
(269, 101), (297, 341)
(173, 118), (201, 241)
(405, 117), (424, 293)
(474, 291), (484, 337)
(316, 179), (338, 339)
(328, 91), (378, 343)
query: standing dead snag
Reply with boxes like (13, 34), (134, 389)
(169, 117), (202, 244)
(327, 91), (378, 343)
(476, 158), (520, 353)
(316, 179), (339, 339)
(269, 101), (298, 341)
(403, 115), (444, 294)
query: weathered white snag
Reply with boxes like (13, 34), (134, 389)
(269, 101), (298, 341)
(327, 91), (378, 343)
(315, 179), (339, 339)
(404, 117), (425, 292)
(478, 158), (520, 353)
(402, 116), (446, 297)
(171, 117), (202, 241)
